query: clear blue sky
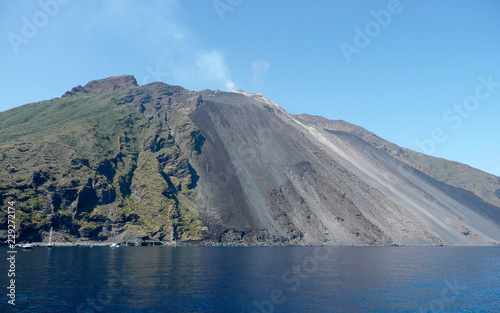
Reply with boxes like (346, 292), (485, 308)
(1, 0), (499, 176)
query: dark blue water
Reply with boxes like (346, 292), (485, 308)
(0, 246), (498, 312)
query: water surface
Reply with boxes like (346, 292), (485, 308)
(0, 246), (498, 312)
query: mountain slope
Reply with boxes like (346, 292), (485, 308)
(0, 76), (203, 243)
(295, 114), (500, 209)
(1, 75), (499, 246)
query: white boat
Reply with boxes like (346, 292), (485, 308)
(110, 243), (120, 248)
(22, 243), (33, 249)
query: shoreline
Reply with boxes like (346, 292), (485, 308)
(4, 241), (497, 248)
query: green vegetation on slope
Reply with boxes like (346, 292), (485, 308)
(395, 148), (500, 207)
(0, 90), (203, 243)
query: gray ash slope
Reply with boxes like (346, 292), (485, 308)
(187, 89), (500, 245)
(129, 78), (500, 245)
(1, 75), (499, 246)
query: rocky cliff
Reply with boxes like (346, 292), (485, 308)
(1, 75), (499, 246)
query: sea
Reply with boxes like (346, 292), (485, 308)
(0, 246), (498, 312)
